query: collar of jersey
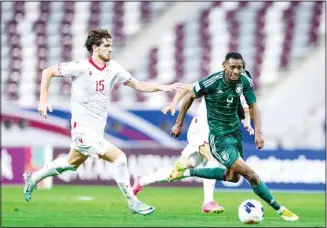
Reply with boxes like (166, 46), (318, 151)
(88, 57), (107, 71)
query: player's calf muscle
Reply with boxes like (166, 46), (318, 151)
(239, 169), (259, 185)
(246, 172), (260, 185)
(230, 160), (260, 185)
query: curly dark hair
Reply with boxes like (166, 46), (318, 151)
(84, 29), (112, 54)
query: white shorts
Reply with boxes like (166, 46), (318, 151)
(70, 131), (113, 158)
(187, 116), (209, 146)
(181, 116), (209, 167)
(181, 144), (207, 167)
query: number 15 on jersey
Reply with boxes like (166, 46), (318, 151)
(96, 80), (104, 91)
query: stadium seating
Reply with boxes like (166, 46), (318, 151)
(133, 1), (324, 104)
(2, 1), (324, 104)
(2, 1), (170, 104)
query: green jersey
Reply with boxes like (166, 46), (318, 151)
(193, 71), (256, 136)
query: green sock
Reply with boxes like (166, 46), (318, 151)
(252, 181), (281, 210)
(190, 167), (225, 180)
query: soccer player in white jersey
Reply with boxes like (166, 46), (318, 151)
(132, 89), (254, 213)
(23, 29), (183, 215)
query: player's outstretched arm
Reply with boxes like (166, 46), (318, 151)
(126, 78), (184, 93)
(183, 83), (195, 92)
(249, 102), (264, 149)
(170, 92), (197, 138)
(38, 65), (58, 119)
(162, 86), (193, 116)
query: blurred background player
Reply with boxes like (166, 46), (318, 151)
(169, 52), (299, 222)
(23, 29), (183, 215)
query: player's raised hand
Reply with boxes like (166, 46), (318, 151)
(255, 132), (264, 149)
(161, 83), (184, 92)
(161, 104), (176, 116)
(241, 119), (254, 135)
(37, 101), (52, 119)
(170, 123), (183, 139)
(245, 125), (254, 135)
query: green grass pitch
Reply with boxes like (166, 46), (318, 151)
(2, 185), (325, 227)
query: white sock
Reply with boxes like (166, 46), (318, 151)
(140, 166), (174, 186)
(183, 169), (191, 177)
(31, 156), (76, 184)
(276, 205), (285, 214)
(203, 179), (216, 203)
(112, 154), (138, 206)
(203, 159), (219, 204)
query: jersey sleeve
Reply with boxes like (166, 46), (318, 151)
(57, 61), (83, 77)
(111, 60), (134, 86)
(192, 74), (219, 98)
(244, 70), (252, 79)
(242, 74), (256, 105)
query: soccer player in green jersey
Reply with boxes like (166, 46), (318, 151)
(168, 52), (299, 222)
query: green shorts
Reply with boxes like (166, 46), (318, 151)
(208, 129), (244, 168)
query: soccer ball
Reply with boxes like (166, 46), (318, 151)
(238, 199), (264, 224)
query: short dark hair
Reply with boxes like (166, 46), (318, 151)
(84, 29), (112, 54)
(224, 52), (243, 61)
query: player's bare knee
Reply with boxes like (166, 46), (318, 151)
(231, 174), (241, 183)
(224, 173), (232, 182)
(225, 176), (236, 183)
(113, 153), (127, 164)
(225, 173), (240, 183)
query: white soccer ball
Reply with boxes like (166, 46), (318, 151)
(238, 199), (264, 224)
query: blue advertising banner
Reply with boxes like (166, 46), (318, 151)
(215, 146), (326, 191)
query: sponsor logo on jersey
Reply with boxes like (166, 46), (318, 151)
(236, 84), (243, 94)
(221, 151), (230, 162)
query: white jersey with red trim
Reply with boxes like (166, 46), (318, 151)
(240, 93), (249, 109)
(57, 58), (133, 135)
(195, 98), (209, 141)
(193, 94), (248, 142)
